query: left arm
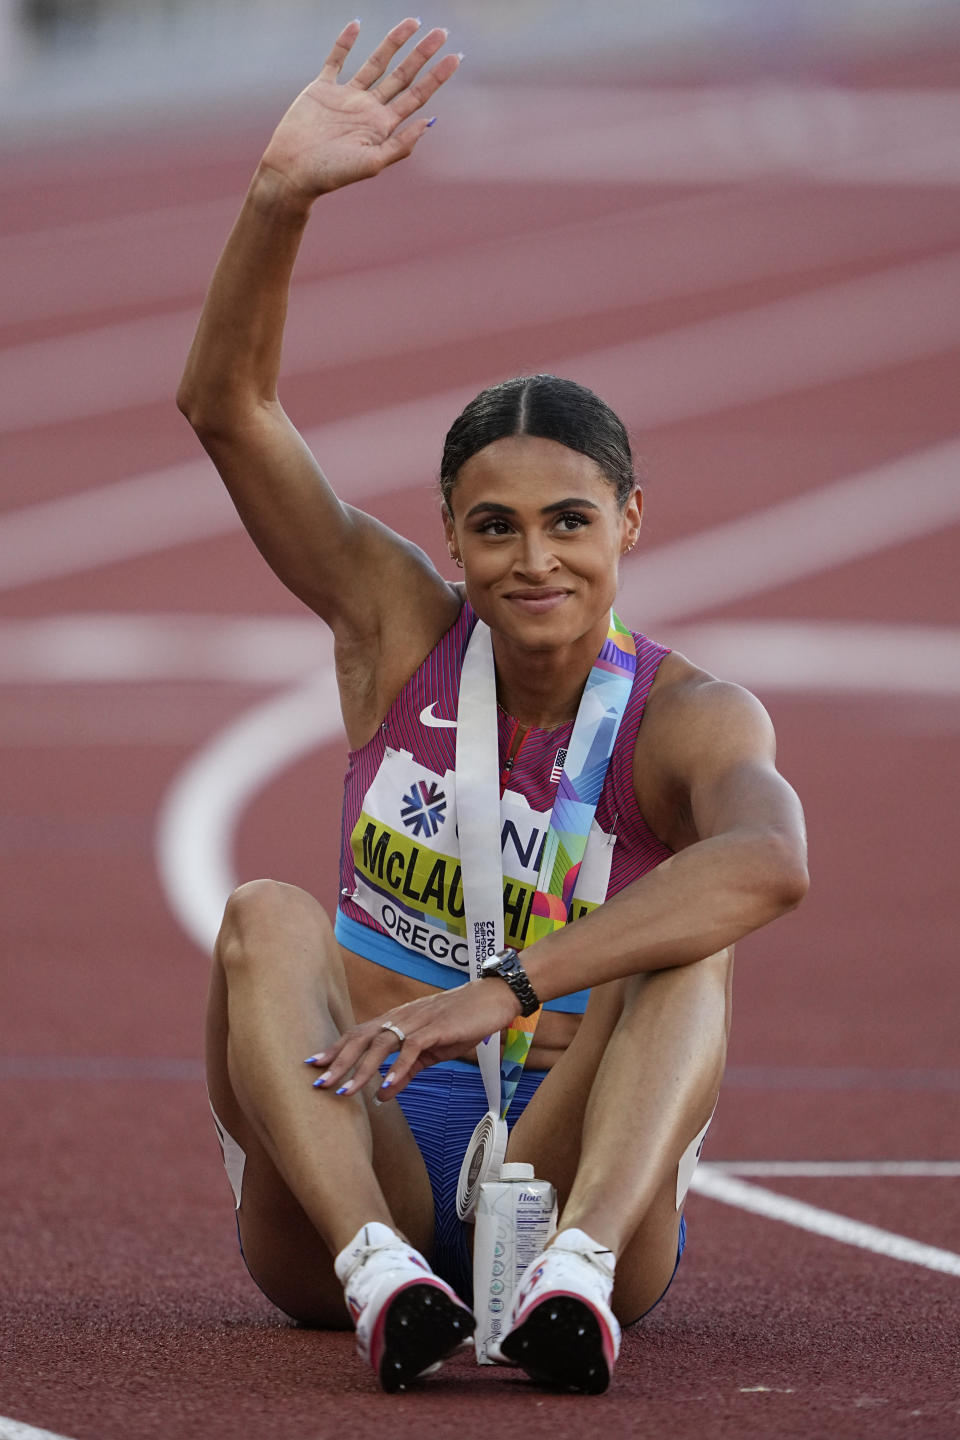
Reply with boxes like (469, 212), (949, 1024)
(522, 669), (808, 1000)
(313, 668), (808, 1095)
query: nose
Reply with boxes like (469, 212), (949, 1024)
(516, 529), (558, 579)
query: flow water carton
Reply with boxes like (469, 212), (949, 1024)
(472, 1161), (557, 1363)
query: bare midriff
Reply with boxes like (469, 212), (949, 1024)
(341, 946), (581, 1071)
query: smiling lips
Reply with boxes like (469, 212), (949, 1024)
(505, 588), (570, 612)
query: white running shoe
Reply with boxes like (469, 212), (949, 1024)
(334, 1222), (475, 1392)
(497, 1227), (621, 1393)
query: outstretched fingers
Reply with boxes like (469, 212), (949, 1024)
(347, 16), (424, 91)
(375, 26), (452, 104)
(388, 47), (461, 123)
(318, 18), (363, 80)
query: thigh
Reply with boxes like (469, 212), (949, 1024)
(206, 881), (435, 1326)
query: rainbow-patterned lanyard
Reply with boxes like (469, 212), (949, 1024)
(456, 611), (637, 1122)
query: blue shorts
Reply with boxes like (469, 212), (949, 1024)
(387, 1057), (544, 1302)
(387, 1057), (686, 1313)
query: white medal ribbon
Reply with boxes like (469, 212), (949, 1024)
(455, 620), (508, 1217)
(452, 614), (627, 1219)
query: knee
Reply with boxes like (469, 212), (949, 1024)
(216, 879), (334, 974)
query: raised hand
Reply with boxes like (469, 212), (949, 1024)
(260, 17), (459, 199)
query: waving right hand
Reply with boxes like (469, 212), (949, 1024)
(259, 18), (459, 201)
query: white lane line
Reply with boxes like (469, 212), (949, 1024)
(665, 621), (960, 694)
(709, 1162), (960, 1178)
(430, 85), (960, 187)
(4, 618), (960, 695)
(2, 241), (958, 435)
(0, 195), (239, 328)
(3, 172), (956, 338)
(620, 439), (960, 626)
(691, 1168), (960, 1277)
(0, 1419), (75, 1440)
(155, 670), (340, 951)
(4, 256), (960, 591)
(0, 459), (240, 594)
(0, 613), (329, 683)
(0, 191), (802, 426)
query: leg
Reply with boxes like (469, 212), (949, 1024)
(206, 878), (435, 1326)
(502, 948), (732, 1380)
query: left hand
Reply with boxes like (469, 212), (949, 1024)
(260, 19), (459, 201)
(305, 979), (518, 1099)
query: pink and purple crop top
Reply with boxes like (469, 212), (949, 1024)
(335, 601), (672, 1013)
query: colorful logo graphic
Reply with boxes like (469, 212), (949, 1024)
(400, 780), (447, 837)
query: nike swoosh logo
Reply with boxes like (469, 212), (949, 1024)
(419, 704), (458, 729)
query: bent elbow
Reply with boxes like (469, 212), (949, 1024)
(776, 860), (809, 913)
(760, 828), (809, 916)
(176, 378), (197, 426)
(175, 380), (238, 445)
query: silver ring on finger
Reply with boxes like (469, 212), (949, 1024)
(380, 1020), (406, 1044)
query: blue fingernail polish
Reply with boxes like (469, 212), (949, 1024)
(426, 117), (437, 128)
(313, 1077), (326, 1088)
(335, 1084), (351, 1096)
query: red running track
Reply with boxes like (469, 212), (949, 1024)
(1, 41), (959, 1440)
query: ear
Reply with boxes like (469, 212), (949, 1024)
(441, 504), (458, 559)
(622, 487), (643, 548)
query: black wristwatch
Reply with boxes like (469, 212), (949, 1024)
(479, 947), (540, 1017)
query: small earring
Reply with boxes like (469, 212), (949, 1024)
(454, 555), (463, 569)
(623, 541), (635, 555)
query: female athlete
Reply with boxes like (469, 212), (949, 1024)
(178, 17), (808, 1396)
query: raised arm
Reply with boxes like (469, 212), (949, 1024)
(177, 20), (461, 733)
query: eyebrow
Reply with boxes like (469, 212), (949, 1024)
(464, 497), (602, 520)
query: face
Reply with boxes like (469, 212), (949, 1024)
(442, 435), (642, 654)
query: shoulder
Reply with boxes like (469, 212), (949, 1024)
(633, 649), (778, 846)
(644, 650), (776, 756)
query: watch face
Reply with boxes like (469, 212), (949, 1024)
(483, 949), (518, 978)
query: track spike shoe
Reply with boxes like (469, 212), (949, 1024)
(498, 1227), (620, 1394)
(334, 1222), (475, 1392)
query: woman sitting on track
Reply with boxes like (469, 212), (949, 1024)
(178, 17), (808, 1396)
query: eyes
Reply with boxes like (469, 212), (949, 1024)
(474, 510), (591, 537)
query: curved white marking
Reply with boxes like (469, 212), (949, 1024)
(153, 618), (960, 952)
(155, 669), (340, 953)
